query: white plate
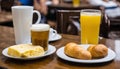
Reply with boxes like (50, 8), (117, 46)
(56, 45), (116, 63)
(2, 45), (56, 60)
(49, 34), (62, 42)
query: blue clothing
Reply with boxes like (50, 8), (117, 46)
(19, 0), (33, 6)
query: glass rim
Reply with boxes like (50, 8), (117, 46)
(31, 24), (50, 31)
(81, 9), (101, 13)
(12, 6), (33, 9)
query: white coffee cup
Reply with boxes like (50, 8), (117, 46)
(49, 28), (57, 39)
(12, 6), (41, 44)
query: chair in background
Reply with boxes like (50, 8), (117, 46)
(56, 9), (110, 38)
(109, 17), (120, 31)
(56, 10), (80, 35)
(108, 17), (120, 39)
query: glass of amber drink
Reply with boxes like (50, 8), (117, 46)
(31, 24), (50, 51)
(80, 9), (101, 44)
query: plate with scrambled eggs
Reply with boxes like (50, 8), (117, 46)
(2, 44), (56, 60)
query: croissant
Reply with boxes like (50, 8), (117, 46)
(87, 44), (108, 58)
(64, 42), (92, 60)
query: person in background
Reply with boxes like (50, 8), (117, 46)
(46, 0), (59, 28)
(34, 0), (47, 23)
(16, 0), (33, 6)
(88, 0), (120, 18)
(34, 0), (59, 28)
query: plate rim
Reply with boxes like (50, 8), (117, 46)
(56, 46), (116, 63)
(2, 45), (56, 60)
(49, 34), (62, 41)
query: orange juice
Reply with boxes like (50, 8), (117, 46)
(73, 0), (80, 7)
(80, 10), (101, 44)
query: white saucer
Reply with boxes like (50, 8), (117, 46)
(56, 45), (116, 63)
(49, 34), (62, 42)
(2, 45), (56, 60)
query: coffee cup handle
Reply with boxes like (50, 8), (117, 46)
(33, 10), (41, 24)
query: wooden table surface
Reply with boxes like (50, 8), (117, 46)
(0, 26), (120, 69)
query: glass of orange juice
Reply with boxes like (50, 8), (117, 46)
(73, 0), (80, 7)
(80, 9), (101, 44)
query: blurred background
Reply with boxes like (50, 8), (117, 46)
(0, 0), (120, 39)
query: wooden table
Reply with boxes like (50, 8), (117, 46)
(0, 26), (120, 69)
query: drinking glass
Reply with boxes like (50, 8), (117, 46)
(80, 9), (101, 44)
(73, 0), (80, 7)
(31, 24), (50, 51)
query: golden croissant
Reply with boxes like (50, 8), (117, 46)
(64, 42), (92, 60)
(87, 44), (108, 58)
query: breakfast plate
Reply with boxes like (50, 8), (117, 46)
(2, 45), (56, 60)
(49, 34), (62, 42)
(56, 44), (116, 63)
